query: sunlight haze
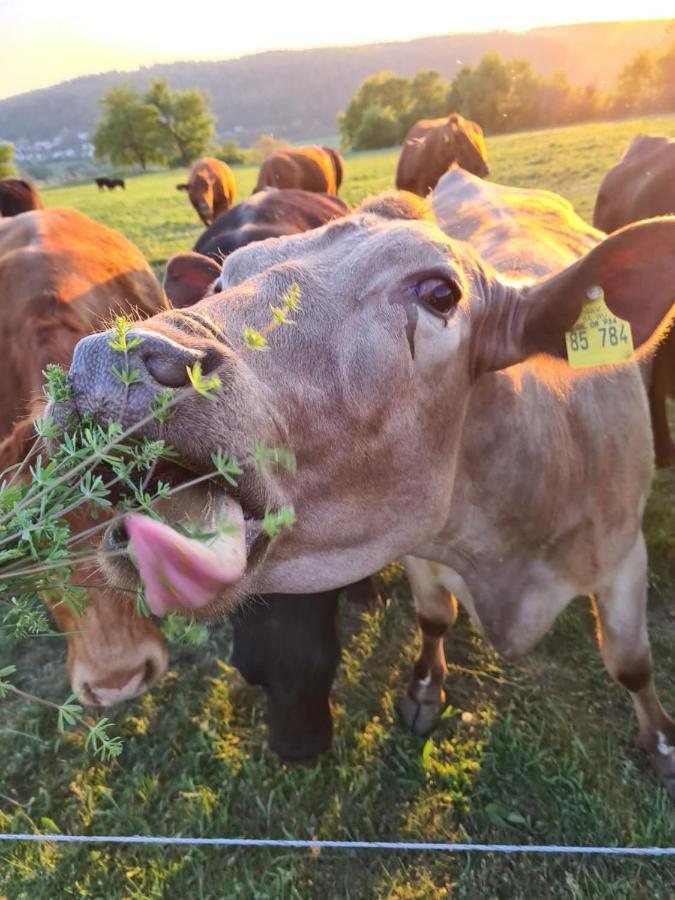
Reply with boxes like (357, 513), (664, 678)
(1, 0), (674, 99)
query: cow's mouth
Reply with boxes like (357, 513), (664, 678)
(100, 458), (277, 618)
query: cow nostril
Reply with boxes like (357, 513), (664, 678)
(143, 657), (160, 686)
(111, 522), (129, 547)
(143, 348), (201, 388)
(138, 335), (224, 388)
(80, 682), (99, 706)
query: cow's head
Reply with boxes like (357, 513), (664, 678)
(231, 590), (341, 760)
(47, 569), (168, 706)
(59, 195), (675, 618)
(448, 116), (489, 179)
(189, 172), (216, 224)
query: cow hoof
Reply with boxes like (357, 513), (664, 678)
(650, 740), (675, 796)
(398, 694), (443, 736)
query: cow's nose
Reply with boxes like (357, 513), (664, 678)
(83, 655), (166, 707)
(136, 332), (207, 388)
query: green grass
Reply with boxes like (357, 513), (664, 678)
(3, 113), (675, 898)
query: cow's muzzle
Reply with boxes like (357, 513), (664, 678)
(68, 328), (227, 431)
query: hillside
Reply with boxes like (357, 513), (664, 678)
(0, 19), (672, 147)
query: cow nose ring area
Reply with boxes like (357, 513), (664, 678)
(137, 333), (211, 388)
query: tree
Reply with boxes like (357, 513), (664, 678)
(249, 134), (290, 163)
(93, 85), (165, 171)
(399, 70), (448, 133)
(353, 105), (400, 150)
(144, 79), (215, 167)
(447, 54), (514, 133)
(653, 42), (675, 111)
(0, 143), (15, 178)
(339, 71), (410, 148)
(212, 139), (248, 165)
(614, 51), (656, 115)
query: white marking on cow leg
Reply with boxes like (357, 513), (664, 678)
(657, 731), (675, 757)
(594, 533), (675, 772)
(402, 556), (459, 708)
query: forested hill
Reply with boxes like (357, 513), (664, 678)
(1, 19), (672, 144)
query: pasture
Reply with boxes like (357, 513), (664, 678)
(2, 113), (675, 898)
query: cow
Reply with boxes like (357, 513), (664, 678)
(95, 177), (125, 191)
(59, 184), (675, 787)
(593, 134), (675, 466)
(0, 207), (170, 704)
(396, 113), (489, 197)
(177, 157), (236, 226)
(254, 145), (339, 195)
(164, 189), (349, 307)
(0, 178), (43, 216)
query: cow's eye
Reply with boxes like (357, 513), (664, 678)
(416, 277), (461, 319)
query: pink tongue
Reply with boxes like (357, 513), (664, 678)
(125, 510), (246, 617)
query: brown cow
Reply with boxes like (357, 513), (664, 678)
(0, 208), (170, 705)
(396, 113), (489, 197)
(165, 189), (349, 307)
(254, 145), (339, 195)
(64, 180), (675, 788)
(0, 178), (43, 216)
(593, 134), (675, 465)
(177, 157), (236, 226)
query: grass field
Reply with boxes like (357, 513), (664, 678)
(3, 114), (675, 899)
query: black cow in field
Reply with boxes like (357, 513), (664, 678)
(0, 178), (43, 216)
(232, 579), (380, 760)
(95, 177), (126, 191)
(164, 187), (349, 307)
(194, 187), (348, 260)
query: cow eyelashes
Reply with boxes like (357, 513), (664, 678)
(415, 276), (462, 320)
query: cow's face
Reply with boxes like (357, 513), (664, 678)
(452, 127), (489, 179)
(191, 173), (214, 223)
(48, 576), (168, 706)
(61, 198), (675, 617)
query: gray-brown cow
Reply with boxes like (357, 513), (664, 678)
(60, 184), (675, 788)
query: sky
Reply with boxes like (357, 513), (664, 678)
(1, 0), (674, 99)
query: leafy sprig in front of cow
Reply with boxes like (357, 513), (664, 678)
(0, 304), (301, 759)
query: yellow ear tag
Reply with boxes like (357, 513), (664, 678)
(565, 286), (634, 369)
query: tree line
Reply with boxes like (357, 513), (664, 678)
(340, 42), (675, 151)
(92, 80), (291, 171)
(93, 79), (217, 169)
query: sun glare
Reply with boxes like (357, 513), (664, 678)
(1, 0), (674, 98)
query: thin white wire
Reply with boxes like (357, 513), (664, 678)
(1, 834), (675, 855)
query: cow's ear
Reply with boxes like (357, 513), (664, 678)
(478, 218), (675, 372)
(176, 183), (189, 191)
(163, 252), (221, 308)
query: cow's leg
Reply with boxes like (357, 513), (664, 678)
(594, 533), (675, 792)
(344, 576), (384, 609)
(649, 339), (675, 467)
(399, 556), (458, 735)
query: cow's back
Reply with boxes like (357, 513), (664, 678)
(430, 170), (653, 625)
(594, 136), (675, 232)
(256, 147), (336, 194)
(193, 189), (349, 260)
(0, 209), (167, 444)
